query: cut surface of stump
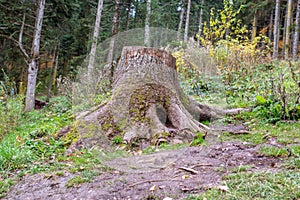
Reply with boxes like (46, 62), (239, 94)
(68, 46), (226, 148)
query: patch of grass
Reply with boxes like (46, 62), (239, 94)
(220, 122), (300, 145)
(284, 157), (300, 170)
(253, 122), (300, 145)
(159, 143), (188, 150)
(64, 148), (128, 174)
(65, 169), (100, 188)
(187, 171), (300, 200)
(0, 178), (15, 198)
(230, 165), (252, 173)
(220, 131), (264, 145)
(284, 145), (300, 169)
(0, 96), (73, 197)
(65, 176), (85, 188)
(112, 135), (123, 145)
(190, 132), (206, 146)
(259, 145), (289, 157)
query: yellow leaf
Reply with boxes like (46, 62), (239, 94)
(149, 185), (157, 191)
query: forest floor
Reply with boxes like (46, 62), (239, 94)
(3, 122), (299, 200)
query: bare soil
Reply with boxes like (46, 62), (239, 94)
(3, 140), (281, 200)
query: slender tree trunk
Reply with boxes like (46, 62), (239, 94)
(184, 0), (191, 43)
(197, 0), (204, 47)
(133, 0), (139, 28)
(125, 0), (132, 31)
(269, 9), (274, 40)
(177, 7), (185, 41)
(107, 0), (120, 83)
(293, 0), (300, 60)
(25, 0), (46, 112)
(273, 0), (280, 59)
(46, 39), (60, 102)
(144, 0), (151, 46)
(87, 0), (103, 78)
(251, 10), (258, 41)
(285, 0), (293, 59)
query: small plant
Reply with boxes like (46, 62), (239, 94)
(65, 176), (85, 188)
(190, 132), (205, 146)
(231, 165), (252, 173)
(112, 135), (123, 145)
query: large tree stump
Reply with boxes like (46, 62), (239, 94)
(69, 46), (226, 148)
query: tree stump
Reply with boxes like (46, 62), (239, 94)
(69, 46), (225, 148)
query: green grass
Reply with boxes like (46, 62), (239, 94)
(0, 96), (73, 197)
(230, 165), (253, 173)
(259, 145), (289, 157)
(220, 121), (300, 145)
(187, 171), (300, 200)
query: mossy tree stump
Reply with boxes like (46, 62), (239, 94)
(70, 46), (228, 148)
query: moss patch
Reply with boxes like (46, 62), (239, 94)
(129, 84), (174, 124)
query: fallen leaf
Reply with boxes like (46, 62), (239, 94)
(149, 185), (157, 191)
(182, 175), (190, 179)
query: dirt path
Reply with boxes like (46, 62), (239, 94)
(3, 141), (280, 200)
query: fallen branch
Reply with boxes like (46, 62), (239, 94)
(191, 163), (213, 168)
(178, 166), (198, 174)
(128, 178), (182, 188)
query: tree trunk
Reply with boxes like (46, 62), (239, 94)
(273, 0), (280, 59)
(144, 0), (151, 46)
(197, 0), (204, 47)
(68, 46), (234, 149)
(184, 0), (191, 43)
(293, 0), (300, 60)
(251, 9), (258, 41)
(87, 0), (103, 78)
(46, 38), (60, 102)
(107, 0), (120, 83)
(125, 0), (132, 31)
(25, 0), (45, 112)
(285, 0), (292, 59)
(177, 7), (185, 41)
(268, 9), (273, 40)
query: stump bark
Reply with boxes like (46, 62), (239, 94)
(70, 46), (226, 148)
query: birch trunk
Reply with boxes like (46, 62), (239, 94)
(87, 0), (103, 78)
(177, 7), (185, 41)
(25, 0), (45, 112)
(197, 0), (204, 47)
(144, 0), (151, 46)
(273, 0), (280, 59)
(293, 0), (300, 60)
(125, 0), (132, 31)
(184, 0), (191, 43)
(284, 0), (292, 59)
